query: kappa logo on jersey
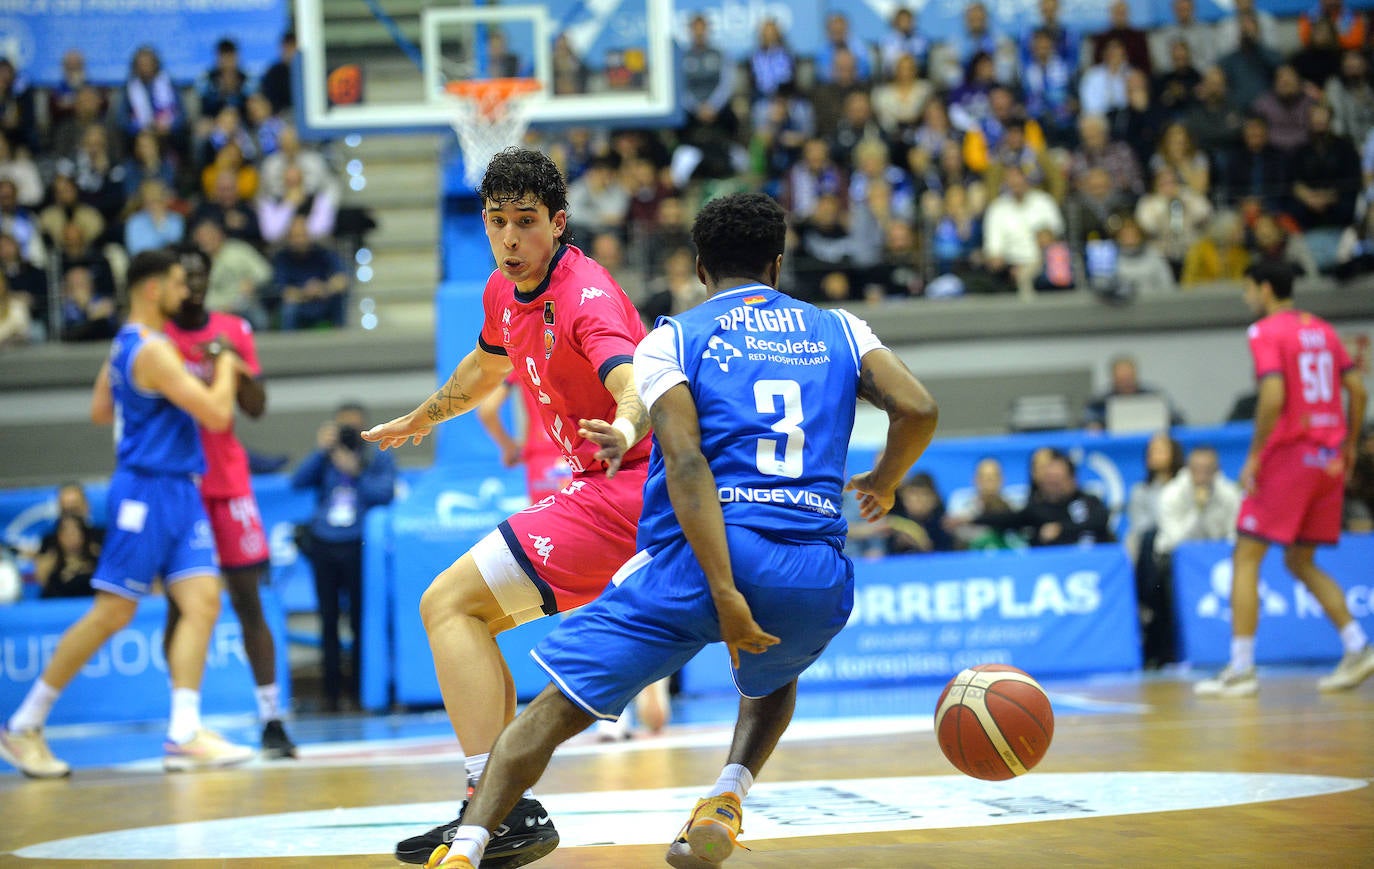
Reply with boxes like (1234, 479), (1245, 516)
(703, 336), (742, 372)
(579, 287), (606, 305)
(528, 533), (555, 564)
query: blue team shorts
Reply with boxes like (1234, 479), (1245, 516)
(90, 470), (219, 600)
(532, 525), (854, 720)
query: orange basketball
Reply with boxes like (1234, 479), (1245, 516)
(934, 664), (1054, 781)
(327, 64), (363, 106)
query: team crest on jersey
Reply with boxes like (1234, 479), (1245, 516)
(544, 327), (556, 359)
(703, 335), (742, 372)
(543, 301), (555, 325)
(580, 287), (606, 305)
(744, 295), (766, 305)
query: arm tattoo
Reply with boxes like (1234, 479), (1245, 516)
(858, 357), (915, 412)
(617, 385), (650, 439)
(425, 369), (475, 423)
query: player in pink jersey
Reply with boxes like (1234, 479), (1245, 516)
(364, 149), (652, 867)
(1197, 262), (1371, 698)
(160, 247), (296, 757)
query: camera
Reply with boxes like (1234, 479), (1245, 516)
(336, 425), (364, 452)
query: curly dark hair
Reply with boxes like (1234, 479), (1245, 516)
(479, 147), (567, 217)
(691, 192), (787, 285)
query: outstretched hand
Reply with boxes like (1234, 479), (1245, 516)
(714, 588), (781, 669)
(845, 471), (897, 523)
(362, 412), (431, 451)
(578, 418), (625, 477)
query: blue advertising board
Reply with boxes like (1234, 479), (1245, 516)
(0, 589), (288, 725)
(0, 0), (288, 86)
(682, 543), (1141, 695)
(1173, 536), (1374, 667)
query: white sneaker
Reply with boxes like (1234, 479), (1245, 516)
(1195, 665), (1259, 698)
(1317, 646), (1374, 692)
(0, 726), (71, 779)
(164, 729), (254, 772)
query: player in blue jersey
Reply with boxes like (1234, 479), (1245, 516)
(0, 249), (254, 779)
(422, 193), (938, 868)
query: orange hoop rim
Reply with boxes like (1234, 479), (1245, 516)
(444, 77), (542, 103)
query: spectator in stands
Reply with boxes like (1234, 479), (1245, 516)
(1293, 18), (1344, 88)
(34, 514), (99, 599)
(1222, 116), (1288, 211)
(793, 192), (857, 299)
(123, 178), (184, 255)
(1154, 445), (1241, 557)
(881, 7), (928, 77)
(0, 180), (44, 267)
(121, 128), (178, 199)
(1218, 12), (1282, 114)
(1024, 0), (1077, 67)
(811, 48), (866, 141)
(0, 59), (36, 155)
(482, 29), (525, 79)
(1150, 123), (1209, 196)
(58, 265), (116, 342)
(259, 123), (335, 200)
(46, 49), (102, 133)
(260, 31), (297, 114)
(946, 457), (1020, 550)
(1327, 52), (1374, 146)
(0, 270), (29, 348)
(1249, 212), (1319, 278)
(0, 232), (44, 328)
(930, 184), (985, 279)
(829, 92), (883, 170)
(192, 216), (271, 328)
(1217, 0), (1280, 53)
(1067, 166), (1131, 248)
(57, 221), (115, 297)
(885, 472), (956, 555)
(1183, 211), (1251, 285)
(751, 86), (815, 183)
(1114, 216), (1178, 296)
(62, 125), (127, 230)
(1289, 103), (1361, 237)
(947, 2), (1015, 87)
(200, 139), (258, 201)
(849, 139), (913, 223)
(1135, 167), (1211, 275)
(49, 85), (108, 162)
(871, 54), (931, 142)
(676, 14), (737, 182)
(1083, 355), (1184, 431)
(1093, 0), (1152, 76)
(1154, 40), (1201, 118)
(588, 232), (641, 302)
(973, 451), (1115, 547)
(1113, 70), (1167, 169)
(909, 98), (959, 162)
(963, 87), (1047, 177)
(1080, 39), (1133, 118)
(1299, 0), (1366, 50)
(815, 11), (871, 83)
(748, 18), (795, 101)
(191, 168), (263, 247)
(870, 220), (923, 299)
(273, 215), (348, 330)
(983, 118), (1062, 203)
(1150, 0), (1217, 74)
(199, 105), (259, 170)
(947, 53), (999, 133)
(1021, 27), (1078, 148)
(257, 163), (338, 244)
(639, 245), (705, 327)
(1126, 430), (1185, 563)
(39, 173), (105, 250)
(0, 136), (43, 207)
(786, 137), (846, 220)
(1252, 66), (1316, 154)
(623, 158), (672, 233)
(291, 401), (396, 711)
(200, 38), (254, 121)
(566, 155), (628, 239)
(1071, 113), (1143, 197)
(1184, 68), (1246, 161)
(983, 164), (1064, 295)
(551, 34), (588, 96)
(119, 46), (188, 157)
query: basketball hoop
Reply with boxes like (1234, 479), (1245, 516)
(445, 78), (542, 188)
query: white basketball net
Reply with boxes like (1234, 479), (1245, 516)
(447, 83), (541, 188)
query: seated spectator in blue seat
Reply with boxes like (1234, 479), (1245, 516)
(969, 451), (1115, 547)
(123, 178), (184, 255)
(886, 472), (957, 554)
(34, 514), (99, 599)
(273, 215), (348, 330)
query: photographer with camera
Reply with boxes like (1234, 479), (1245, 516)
(290, 401), (396, 711)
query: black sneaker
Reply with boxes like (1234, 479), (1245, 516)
(394, 797), (559, 868)
(260, 720), (297, 759)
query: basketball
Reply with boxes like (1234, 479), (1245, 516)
(934, 664), (1054, 781)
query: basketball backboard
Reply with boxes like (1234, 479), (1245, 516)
(293, 0), (677, 135)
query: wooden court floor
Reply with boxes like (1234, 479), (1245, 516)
(2, 671), (1370, 868)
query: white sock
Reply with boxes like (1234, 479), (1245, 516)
(465, 753), (488, 790)
(1231, 636), (1256, 672)
(447, 826), (489, 866)
(255, 684), (281, 722)
(168, 688), (202, 744)
(709, 763), (754, 800)
(9, 679), (61, 732)
(1339, 621), (1369, 655)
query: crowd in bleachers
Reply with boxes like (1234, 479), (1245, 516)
(0, 31), (359, 349)
(524, 0), (1374, 317)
